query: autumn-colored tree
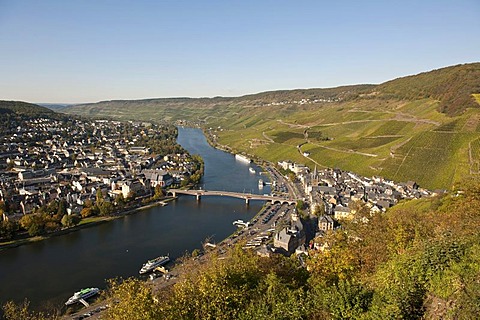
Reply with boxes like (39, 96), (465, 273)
(61, 214), (80, 228)
(103, 278), (160, 320)
(153, 184), (164, 199)
(2, 300), (59, 320)
(80, 207), (93, 218)
(19, 214), (45, 236)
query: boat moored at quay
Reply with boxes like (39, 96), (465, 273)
(139, 255), (170, 274)
(235, 154), (251, 163)
(65, 287), (100, 306)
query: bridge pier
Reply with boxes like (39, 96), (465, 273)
(245, 198), (249, 205)
(196, 194), (201, 201)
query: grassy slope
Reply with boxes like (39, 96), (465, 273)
(210, 98), (480, 189)
(62, 63), (480, 190)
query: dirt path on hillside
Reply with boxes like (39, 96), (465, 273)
(276, 120), (310, 129)
(262, 132), (275, 143)
(307, 142), (378, 157)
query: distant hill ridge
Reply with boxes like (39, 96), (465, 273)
(377, 63), (480, 115)
(0, 100), (54, 116)
(38, 63), (480, 189)
(64, 63), (479, 117)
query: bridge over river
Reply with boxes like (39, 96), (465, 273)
(168, 189), (297, 205)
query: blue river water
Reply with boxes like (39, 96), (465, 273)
(0, 127), (269, 311)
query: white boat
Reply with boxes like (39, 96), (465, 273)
(65, 287), (99, 306)
(233, 219), (245, 225)
(258, 179), (264, 188)
(139, 255), (170, 274)
(249, 167), (256, 174)
(233, 219), (251, 228)
(235, 154), (251, 163)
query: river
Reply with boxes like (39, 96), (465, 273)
(0, 127), (270, 311)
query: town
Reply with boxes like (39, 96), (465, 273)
(219, 158), (434, 258)
(0, 110), (435, 257)
(0, 115), (203, 242)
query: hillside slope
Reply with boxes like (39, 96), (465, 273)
(62, 63), (480, 189)
(0, 100), (54, 116)
(376, 63), (480, 115)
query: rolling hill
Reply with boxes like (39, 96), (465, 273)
(62, 63), (480, 189)
(0, 100), (54, 116)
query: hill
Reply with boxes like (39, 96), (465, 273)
(0, 100), (54, 116)
(376, 63), (480, 115)
(62, 63), (480, 189)
(37, 103), (73, 111)
(59, 84), (374, 121)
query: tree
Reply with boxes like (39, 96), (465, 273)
(19, 214), (45, 237)
(56, 200), (67, 216)
(99, 201), (114, 216)
(80, 207), (94, 218)
(84, 198), (94, 208)
(61, 214), (80, 228)
(2, 299), (59, 320)
(296, 200), (305, 211)
(0, 219), (19, 240)
(153, 184), (164, 200)
(126, 191), (136, 202)
(116, 193), (126, 207)
(96, 189), (104, 204)
(312, 202), (325, 217)
(103, 278), (160, 320)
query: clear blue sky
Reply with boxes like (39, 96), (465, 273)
(0, 0), (478, 103)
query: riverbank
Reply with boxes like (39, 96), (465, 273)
(1, 126), (266, 313)
(65, 200), (273, 320)
(0, 197), (177, 252)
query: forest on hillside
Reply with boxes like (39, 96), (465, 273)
(0, 101), (53, 116)
(377, 63), (480, 115)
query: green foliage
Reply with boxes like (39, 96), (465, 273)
(0, 100), (54, 116)
(104, 278), (161, 320)
(60, 214), (80, 228)
(0, 219), (19, 240)
(183, 154), (204, 186)
(80, 206), (95, 218)
(377, 63), (480, 115)
(153, 185), (164, 199)
(309, 280), (373, 320)
(98, 201), (114, 216)
(56, 200), (67, 216)
(2, 300), (59, 320)
(96, 189), (104, 204)
(272, 131), (304, 144)
(19, 214), (45, 236)
(238, 272), (307, 320)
